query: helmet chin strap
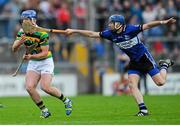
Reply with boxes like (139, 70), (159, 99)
(31, 18), (37, 26)
(113, 22), (123, 33)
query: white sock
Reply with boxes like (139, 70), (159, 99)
(141, 109), (148, 113)
(42, 108), (48, 112)
(64, 98), (70, 103)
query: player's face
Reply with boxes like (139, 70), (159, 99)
(108, 22), (115, 30)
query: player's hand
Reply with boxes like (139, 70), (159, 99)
(163, 17), (176, 25)
(19, 34), (27, 44)
(23, 54), (32, 60)
(65, 29), (75, 36)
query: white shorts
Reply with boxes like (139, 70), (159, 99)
(27, 57), (54, 75)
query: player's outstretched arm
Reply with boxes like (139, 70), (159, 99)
(65, 29), (100, 38)
(142, 17), (176, 30)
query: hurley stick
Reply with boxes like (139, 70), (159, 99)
(12, 58), (25, 77)
(22, 20), (66, 34)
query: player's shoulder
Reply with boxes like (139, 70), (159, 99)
(124, 24), (142, 32)
(100, 29), (113, 39)
(126, 24), (141, 29)
(34, 31), (49, 36)
(33, 31), (49, 39)
(100, 29), (112, 35)
(17, 29), (25, 36)
(125, 24), (136, 29)
(18, 28), (24, 33)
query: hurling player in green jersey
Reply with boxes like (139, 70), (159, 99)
(12, 10), (72, 118)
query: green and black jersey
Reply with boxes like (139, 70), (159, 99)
(16, 30), (52, 60)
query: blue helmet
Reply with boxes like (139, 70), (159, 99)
(21, 10), (37, 19)
(108, 14), (125, 25)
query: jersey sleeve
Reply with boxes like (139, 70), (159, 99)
(39, 32), (49, 46)
(128, 24), (143, 36)
(99, 30), (112, 40)
(15, 31), (24, 40)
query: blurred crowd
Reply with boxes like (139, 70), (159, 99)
(0, 0), (180, 68)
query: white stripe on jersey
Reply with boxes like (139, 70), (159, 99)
(115, 37), (139, 49)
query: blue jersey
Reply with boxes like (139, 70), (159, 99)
(100, 24), (149, 62)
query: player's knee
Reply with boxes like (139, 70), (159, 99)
(128, 81), (136, 89)
(155, 80), (165, 86)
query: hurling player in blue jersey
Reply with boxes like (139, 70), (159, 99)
(65, 15), (176, 116)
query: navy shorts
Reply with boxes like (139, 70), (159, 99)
(127, 52), (160, 77)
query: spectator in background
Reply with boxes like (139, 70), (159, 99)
(176, 1), (180, 35)
(0, 0), (9, 12)
(166, 0), (177, 17)
(109, 0), (122, 15)
(96, 0), (108, 31)
(49, 33), (61, 62)
(131, 1), (143, 24)
(39, 0), (50, 15)
(122, 0), (132, 23)
(93, 38), (105, 60)
(154, 1), (166, 20)
(56, 2), (70, 30)
(153, 41), (166, 56)
(171, 46), (180, 64)
(20, 0), (40, 11)
(142, 4), (157, 37)
(92, 38), (106, 93)
(129, 15), (140, 24)
(39, 0), (53, 27)
(74, 0), (87, 29)
(150, 21), (164, 36)
(166, 0), (177, 37)
(0, 0), (20, 38)
(55, 2), (72, 61)
(142, 4), (156, 23)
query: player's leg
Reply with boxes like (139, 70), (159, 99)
(151, 59), (174, 86)
(25, 70), (51, 118)
(39, 74), (72, 116)
(128, 72), (149, 116)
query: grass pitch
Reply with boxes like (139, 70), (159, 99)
(0, 95), (180, 125)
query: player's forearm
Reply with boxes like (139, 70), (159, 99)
(12, 40), (23, 52)
(73, 30), (99, 38)
(143, 20), (165, 30)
